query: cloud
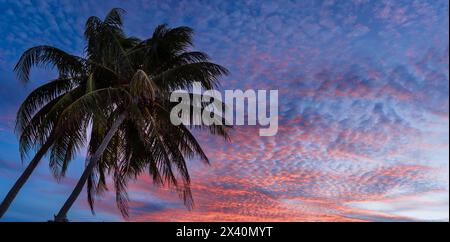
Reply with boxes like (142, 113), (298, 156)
(0, 0), (448, 221)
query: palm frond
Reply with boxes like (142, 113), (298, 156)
(104, 8), (126, 28)
(14, 46), (83, 83)
(130, 70), (158, 101)
(56, 87), (130, 133)
(16, 77), (76, 133)
(154, 62), (229, 91)
(18, 87), (84, 159)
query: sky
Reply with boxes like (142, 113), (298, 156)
(0, 0), (448, 222)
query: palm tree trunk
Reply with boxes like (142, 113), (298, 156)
(54, 112), (127, 222)
(0, 137), (54, 218)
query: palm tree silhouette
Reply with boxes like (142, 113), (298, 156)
(0, 8), (230, 221)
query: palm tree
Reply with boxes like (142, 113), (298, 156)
(0, 38), (88, 219)
(0, 8), (229, 221)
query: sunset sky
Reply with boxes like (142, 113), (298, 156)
(0, 0), (448, 221)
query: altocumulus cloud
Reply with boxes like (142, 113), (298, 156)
(0, 0), (448, 221)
